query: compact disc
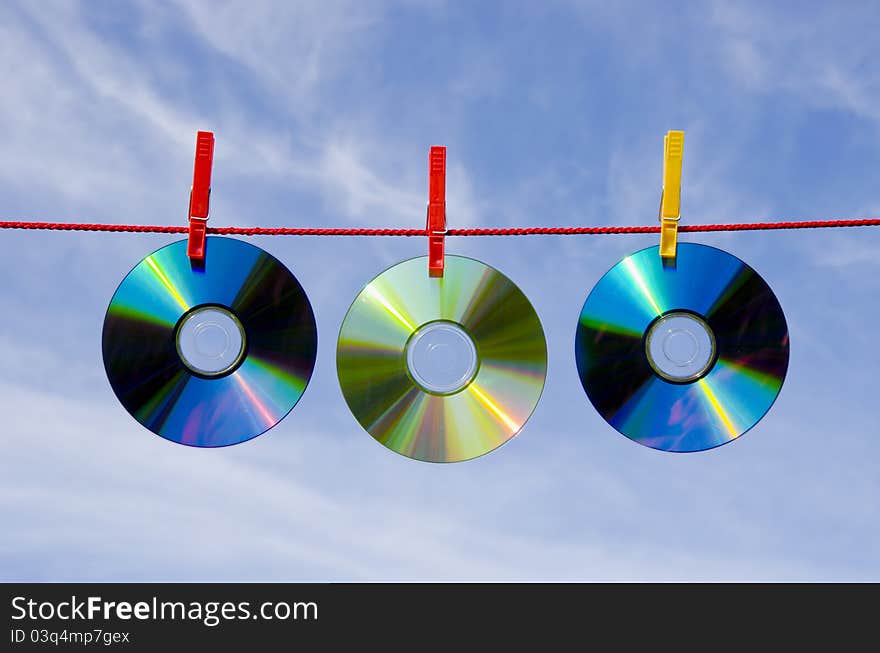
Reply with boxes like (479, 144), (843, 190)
(103, 237), (317, 447)
(337, 255), (547, 463)
(575, 243), (788, 452)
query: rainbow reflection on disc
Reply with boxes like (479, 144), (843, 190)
(575, 243), (788, 452)
(103, 237), (317, 447)
(337, 256), (547, 463)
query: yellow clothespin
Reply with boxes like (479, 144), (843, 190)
(659, 130), (684, 263)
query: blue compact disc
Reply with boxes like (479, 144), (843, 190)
(102, 237), (317, 447)
(575, 243), (788, 452)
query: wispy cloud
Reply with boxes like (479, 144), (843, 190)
(2, 379), (859, 581)
(1, 1), (449, 228)
(709, 2), (880, 124)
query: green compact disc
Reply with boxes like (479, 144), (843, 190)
(337, 256), (547, 463)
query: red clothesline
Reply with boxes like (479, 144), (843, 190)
(0, 218), (879, 236)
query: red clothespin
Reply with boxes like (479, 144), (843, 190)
(187, 131), (215, 265)
(427, 145), (447, 277)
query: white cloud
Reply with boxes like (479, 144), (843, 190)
(172, 0), (383, 116)
(0, 1), (452, 228)
(0, 379), (844, 581)
(709, 1), (880, 124)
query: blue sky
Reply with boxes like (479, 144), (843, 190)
(1, 0), (878, 581)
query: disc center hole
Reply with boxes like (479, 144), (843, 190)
(663, 329), (699, 365)
(646, 312), (715, 383)
(176, 306), (246, 377)
(194, 322), (230, 358)
(405, 321), (478, 394)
